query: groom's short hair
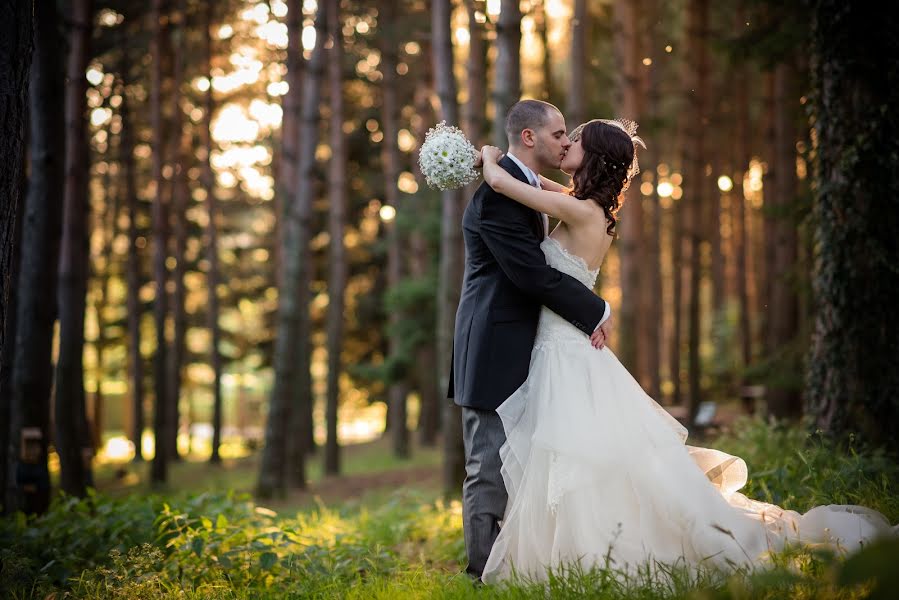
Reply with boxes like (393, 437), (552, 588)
(505, 100), (560, 144)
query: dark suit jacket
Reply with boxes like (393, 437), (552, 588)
(448, 156), (607, 410)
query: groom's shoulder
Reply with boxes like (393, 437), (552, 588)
(479, 183), (529, 217)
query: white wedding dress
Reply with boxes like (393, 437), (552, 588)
(481, 236), (895, 583)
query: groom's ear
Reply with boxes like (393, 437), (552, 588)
(520, 128), (537, 148)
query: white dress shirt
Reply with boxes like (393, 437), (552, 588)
(505, 153), (611, 329)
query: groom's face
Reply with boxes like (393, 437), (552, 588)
(533, 110), (571, 171)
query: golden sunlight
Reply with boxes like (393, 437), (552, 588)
(379, 205), (397, 222)
(397, 171), (418, 194)
(86, 66), (104, 86)
(302, 24), (316, 51)
(657, 181), (674, 198)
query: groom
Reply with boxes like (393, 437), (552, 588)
(448, 99), (612, 579)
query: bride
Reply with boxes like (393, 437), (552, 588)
(476, 119), (896, 583)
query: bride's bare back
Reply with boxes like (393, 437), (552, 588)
(548, 206), (614, 273)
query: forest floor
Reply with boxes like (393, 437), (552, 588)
(88, 434), (444, 512)
(87, 401), (747, 512)
(9, 415), (897, 599)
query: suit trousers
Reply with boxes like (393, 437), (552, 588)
(461, 406), (508, 578)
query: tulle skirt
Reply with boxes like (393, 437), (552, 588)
(481, 339), (895, 583)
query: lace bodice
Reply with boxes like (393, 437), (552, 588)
(534, 237), (600, 347)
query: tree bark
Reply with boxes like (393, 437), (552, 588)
(2, 165), (24, 514)
(0, 0), (32, 373)
(89, 161), (118, 454)
(56, 0), (93, 496)
(258, 1), (326, 497)
(807, 1), (899, 450)
(323, 0), (345, 476)
(432, 0), (465, 496)
(8, 0), (60, 514)
(283, 0), (308, 483)
(568, 0), (587, 125)
(613, 0), (645, 379)
(120, 71), (145, 461)
(201, 1), (224, 465)
(166, 0), (189, 461)
(277, 0), (303, 293)
(150, 0), (170, 486)
(380, 0), (409, 460)
(492, 0), (521, 147)
(642, 0), (662, 401)
(765, 61), (801, 420)
(684, 0), (709, 425)
(410, 80), (441, 447)
(463, 0), (486, 146)
(536, 0), (554, 103)
(733, 4), (753, 398)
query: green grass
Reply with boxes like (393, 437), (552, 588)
(2, 421), (897, 599)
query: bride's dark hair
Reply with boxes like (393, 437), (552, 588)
(568, 120), (638, 236)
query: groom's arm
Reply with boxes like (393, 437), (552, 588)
(480, 190), (607, 336)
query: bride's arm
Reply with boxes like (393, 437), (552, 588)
(481, 146), (594, 224)
(537, 174), (567, 193)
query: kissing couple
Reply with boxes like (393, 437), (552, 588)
(448, 99), (896, 584)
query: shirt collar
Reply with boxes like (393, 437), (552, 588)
(505, 152), (540, 187)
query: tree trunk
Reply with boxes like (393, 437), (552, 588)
(120, 73), (145, 461)
(613, 0), (645, 379)
(807, 2), (899, 450)
(492, 0), (521, 147)
(733, 4), (753, 401)
(90, 162), (118, 454)
(380, 0), (409, 460)
(258, 2), (327, 496)
(282, 0), (308, 482)
(2, 169), (24, 514)
(463, 0), (486, 146)
(642, 0), (662, 401)
(684, 0), (709, 425)
(568, 0), (587, 125)
(411, 81), (441, 447)
(432, 0), (465, 496)
(56, 0), (93, 496)
(166, 0), (189, 461)
(324, 0), (346, 476)
(8, 0), (60, 515)
(536, 0), (554, 103)
(293, 15), (321, 466)
(150, 0), (170, 486)
(0, 0), (32, 372)
(201, 1), (224, 465)
(670, 185), (684, 407)
(277, 0), (303, 293)
(764, 61), (802, 420)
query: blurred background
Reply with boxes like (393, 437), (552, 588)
(2, 0), (896, 515)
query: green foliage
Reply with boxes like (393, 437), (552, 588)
(2, 422), (896, 599)
(711, 419), (899, 521)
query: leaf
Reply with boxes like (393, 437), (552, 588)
(260, 551), (278, 571)
(201, 517), (213, 530)
(191, 536), (205, 557)
(216, 513), (228, 530)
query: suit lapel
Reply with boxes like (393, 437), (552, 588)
(498, 156), (545, 239)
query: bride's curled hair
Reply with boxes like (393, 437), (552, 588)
(568, 120), (639, 236)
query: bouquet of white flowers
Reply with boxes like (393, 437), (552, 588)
(417, 121), (480, 191)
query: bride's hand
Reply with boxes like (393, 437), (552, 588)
(480, 145), (504, 165)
